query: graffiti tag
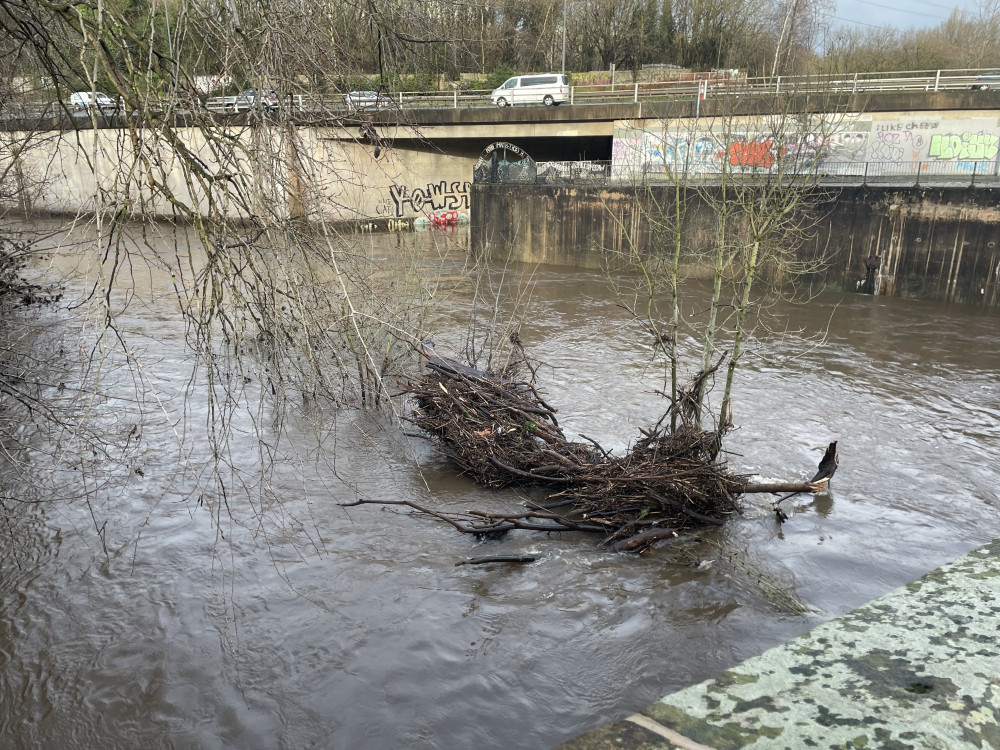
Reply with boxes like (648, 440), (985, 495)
(928, 132), (999, 161)
(727, 140), (780, 168)
(388, 180), (470, 218)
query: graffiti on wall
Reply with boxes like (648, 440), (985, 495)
(875, 120), (941, 133)
(627, 131), (822, 173)
(632, 132), (727, 173)
(612, 138), (630, 164)
(870, 128), (927, 162)
(664, 135), (719, 169)
(822, 132), (868, 162)
(868, 117), (1000, 164)
(928, 132), (999, 161)
(377, 180), (471, 217)
(616, 114), (1000, 177)
(726, 139), (781, 168)
(631, 129), (847, 173)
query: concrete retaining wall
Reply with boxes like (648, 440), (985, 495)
(470, 183), (1000, 306)
(0, 124), (475, 223)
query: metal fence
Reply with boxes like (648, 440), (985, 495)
(478, 159), (1000, 187)
(536, 161), (613, 184)
(473, 157), (538, 184)
(817, 160), (1000, 186)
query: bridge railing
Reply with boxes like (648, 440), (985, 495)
(854, 159), (999, 184)
(565, 68), (986, 105)
(268, 90), (499, 112)
(3, 68), (994, 121)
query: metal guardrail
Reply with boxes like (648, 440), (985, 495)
(204, 94), (308, 113)
(819, 159), (1000, 185)
(283, 69), (992, 111)
(4, 68), (996, 120)
(560, 69), (988, 106)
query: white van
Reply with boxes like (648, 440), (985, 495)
(491, 74), (569, 107)
(69, 91), (117, 111)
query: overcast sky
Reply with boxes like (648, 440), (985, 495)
(830, 0), (982, 31)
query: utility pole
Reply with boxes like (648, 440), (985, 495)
(562, 0), (567, 74)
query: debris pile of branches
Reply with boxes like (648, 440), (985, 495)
(390, 347), (752, 551)
(346, 346), (838, 553)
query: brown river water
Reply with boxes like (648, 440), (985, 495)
(1, 223), (999, 749)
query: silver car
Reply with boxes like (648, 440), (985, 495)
(223, 89), (279, 112)
(971, 72), (1000, 91)
(69, 91), (116, 112)
(491, 74), (569, 107)
(346, 90), (391, 111)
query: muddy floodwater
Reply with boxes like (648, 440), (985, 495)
(2, 224), (999, 750)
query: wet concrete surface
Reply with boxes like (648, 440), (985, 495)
(557, 537), (1000, 749)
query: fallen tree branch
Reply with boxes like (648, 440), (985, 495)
(604, 527), (678, 553)
(455, 555), (537, 566)
(339, 498), (604, 534)
(744, 481), (827, 494)
(770, 442), (840, 522)
(648, 491), (727, 526)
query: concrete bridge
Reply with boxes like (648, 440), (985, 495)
(448, 92), (1000, 307)
(328, 88), (1000, 221)
(3, 89), (999, 306)
(4, 89), (999, 224)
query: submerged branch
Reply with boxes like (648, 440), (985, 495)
(455, 555), (538, 566)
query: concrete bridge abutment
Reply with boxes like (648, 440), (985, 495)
(470, 183), (1000, 306)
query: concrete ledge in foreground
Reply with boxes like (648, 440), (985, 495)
(556, 538), (1000, 750)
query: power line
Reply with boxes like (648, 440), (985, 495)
(826, 12), (901, 28)
(900, 0), (971, 11)
(839, 0), (952, 20)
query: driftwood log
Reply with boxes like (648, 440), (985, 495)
(345, 347), (838, 553)
(455, 555), (538, 566)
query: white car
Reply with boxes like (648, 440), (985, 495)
(346, 90), (391, 111)
(69, 91), (117, 112)
(223, 89), (279, 112)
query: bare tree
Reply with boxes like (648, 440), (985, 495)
(605, 90), (843, 442)
(819, 3), (1000, 74)
(0, 0), (483, 559)
(770, 0), (832, 77)
(572, 0), (645, 69)
(670, 0), (774, 73)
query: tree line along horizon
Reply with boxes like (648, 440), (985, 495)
(2, 0), (998, 104)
